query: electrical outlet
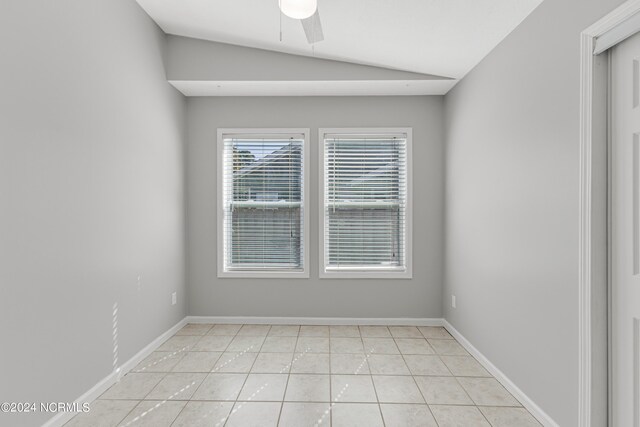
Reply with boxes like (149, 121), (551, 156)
(172, 292), (177, 306)
(451, 295), (456, 309)
(137, 275), (142, 290)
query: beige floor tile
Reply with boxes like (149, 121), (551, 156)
(332, 403), (384, 427)
(359, 326), (392, 338)
(285, 374), (330, 402)
(330, 325), (361, 337)
(296, 337), (330, 353)
(418, 326), (453, 340)
(372, 375), (425, 403)
(331, 354), (371, 375)
(157, 335), (201, 352)
(237, 373), (288, 401)
(65, 400), (138, 427)
(430, 405), (490, 427)
(100, 373), (165, 400)
(362, 338), (400, 354)
(414, 376), (473, 405)
(299, 325), (330, 337)
(207, 324), (242, 336)
(290, 353), (330, 374)
(479, 406), (542, 426)
(440, 356), (490, 377)
(260, 336), (297, 352)
(404, 355), (451, 376)
(175, 324), (213, 336)
(251, 352), (293, 373)
(278, 402), (331, 427)
(191, 335), (233, 352)
(225, 402), (281, 427)
(380, 403), (438, 427)
(331, 337), (364, 353)
(428, 339), (468, 355)
(331, 375), (377, 403)
(132, 351), (185, 373)
(226, 336), (265, 352)
(170, 401), (233, 427)
(75, 324), (544, 427)
(395, 339), (435, 355)
(237, 324), (271, 337)
(389, 326), (423, 338)
(171, 351), (221, 372)
(368, 354), (411, 375)
(117, 400), (185, 427)
(145, 372), (206, 400)
(212, 351), (257, 373)
(191, 373), (247, 401)
(267, 325), (300, 337)
(457, 377), (520, 406)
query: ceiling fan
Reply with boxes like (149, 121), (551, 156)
(279, 0), (324, 44)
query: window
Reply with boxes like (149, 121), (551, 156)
(217, 129), (309, 277)
(319, 128), (412, 278)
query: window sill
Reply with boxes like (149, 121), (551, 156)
(217, 270), (309, 279)
(319, 269), (412, 279)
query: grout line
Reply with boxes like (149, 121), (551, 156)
(317, 343), (376, 425)
(357, 331), (386, 427)
(169, 390), (196, 426)
(476, 405), (494, 426)
(402, 349), (440, 427)
(453, 376), (478, 407)
(188, 323), (243, 425)
(392, 330), (447, 427)
(122, 389), (194, 427)
(107, 400), (142, 427)
(136, 373), (169, 402)
(276, 326), (300, 426)
(222, 325), (272, 427)
(426, 403), (442, 427)
(132, 347), (188, 373)
(175, 323), (214, 336)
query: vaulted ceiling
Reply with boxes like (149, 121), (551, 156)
(136, 0), (543, 81)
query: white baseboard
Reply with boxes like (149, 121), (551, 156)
(442, 320), (559, 427)
(186, 316), (445, 326)
(42, 317), (188, 427)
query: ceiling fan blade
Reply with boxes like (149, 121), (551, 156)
(301, 10), (324, 44)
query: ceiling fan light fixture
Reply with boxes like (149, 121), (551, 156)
(279, 0), (317, 20)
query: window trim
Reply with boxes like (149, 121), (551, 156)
(217, 128), (310, 278)
(318, 128), (413, 279)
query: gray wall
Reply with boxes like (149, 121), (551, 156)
(0, 1), (187, 426)
(166, 35), (449, 82)
(443, 0), (624, 425)
(187, 96), (444, 318)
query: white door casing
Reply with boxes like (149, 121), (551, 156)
(580, 2), (640, 425)
(611, 30), (640, 427)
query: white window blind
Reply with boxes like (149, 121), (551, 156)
(322, 131), (410, 275)
(220, 133), (306, 274)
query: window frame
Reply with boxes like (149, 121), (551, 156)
(318, 127), (413, 279)
(217, 128), (310, 278)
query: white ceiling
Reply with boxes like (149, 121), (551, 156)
(136, 0), (543, 80)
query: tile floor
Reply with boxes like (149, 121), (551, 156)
(65, 324), (542, 427)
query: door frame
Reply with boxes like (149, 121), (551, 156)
(579, 1), (640, 425)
